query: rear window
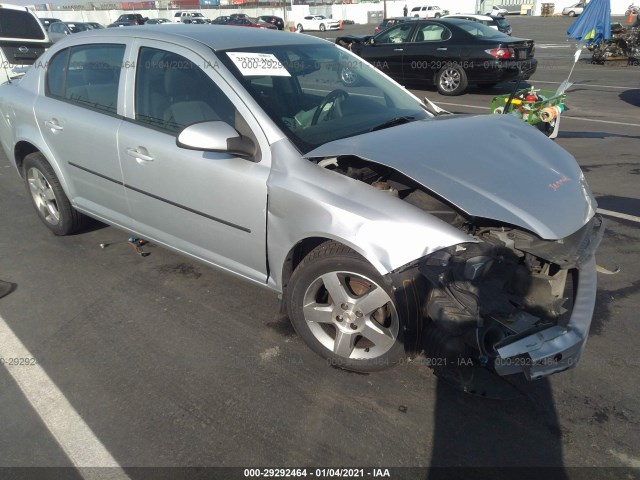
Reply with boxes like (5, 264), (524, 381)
(457, 21), (508, 39)
(0, 8), (46, 40)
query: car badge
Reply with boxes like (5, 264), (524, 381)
(549, 175), (570, 191)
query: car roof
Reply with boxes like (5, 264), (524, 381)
(444, 14), (494, 21)
(70, 24), (325, 51)
(416, 18), (480, 26)
(382, 16), (418, 21)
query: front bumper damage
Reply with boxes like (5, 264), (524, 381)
(417, 215), (604, 380)
(493, 254), (596, 379)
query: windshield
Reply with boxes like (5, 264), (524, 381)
(494, 18), (510, 27)
(221, 43), (429, 153)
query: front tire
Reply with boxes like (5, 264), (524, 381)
(436, 64), (468, 96)
(286, 242), (406, 372)
(319, 23), (326, 31)
(23, 152), (87, 235)
(568, 10), (576, 16)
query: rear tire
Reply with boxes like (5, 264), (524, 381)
(297, 23), (303, 32)
(23, 152), (87, 235)
(436, 64), (468, 96)
(286, 241), (407, 372)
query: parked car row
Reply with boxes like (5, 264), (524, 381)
(214, 15), (279, 29)
(375, 14), (512, 36)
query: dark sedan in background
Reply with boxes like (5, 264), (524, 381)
(226, 17), (278, 29)
(336, 18), (536, 95)
(258, 15), (285, 30)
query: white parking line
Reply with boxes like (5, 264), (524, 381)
(597, 208), (640, 223)
(432, 101), (640, 127)
(537, 44), (571, 48)
(534, 80), (631, 90)
(563, 116), (640, 128)
(0, 313), (130, 477)
(435, 101), (490, 110)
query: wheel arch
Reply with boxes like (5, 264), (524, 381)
(13, 140), (73, 199)
(279, 236), (382, 296)
(14, 141), (40, 177)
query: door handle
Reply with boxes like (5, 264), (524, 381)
(126, 147), (154, 163)
(44, 119), (63, 132)
(437, 47), (448, 51)
(394, 48), (404, 52)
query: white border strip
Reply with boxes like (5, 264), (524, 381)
(432, 102), (640, 127)
(0, 313), (130, 477)
(597, 208), (640, 223)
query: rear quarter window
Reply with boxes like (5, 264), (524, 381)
(0, 9), (46, 40)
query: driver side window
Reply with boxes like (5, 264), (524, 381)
(376, 23), (414, 44)
(134, 47), (235, 134)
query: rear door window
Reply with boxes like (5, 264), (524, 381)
(46, 44), (125, 115)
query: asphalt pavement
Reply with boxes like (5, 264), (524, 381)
(0, 15), (639, 479)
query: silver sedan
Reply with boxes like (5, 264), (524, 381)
(0, 25), (602, 379)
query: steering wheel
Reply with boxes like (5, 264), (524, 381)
(311, 89), (349, 126)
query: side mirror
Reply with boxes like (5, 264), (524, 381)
(176, 121), (256, 158)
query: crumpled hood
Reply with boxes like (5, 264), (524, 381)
(304, 114), (597, 240)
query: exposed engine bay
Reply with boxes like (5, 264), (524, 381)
(313, 154), (604, 380)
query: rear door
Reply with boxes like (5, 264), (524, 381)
(402, 22), (458, 84)
(33, 41), (132, 227)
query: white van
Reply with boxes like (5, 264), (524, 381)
(0, 3), (50, 84)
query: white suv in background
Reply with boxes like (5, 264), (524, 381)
(410, 5), (449, 18)
(173, 11), (210, 23)
(0, 3), (50, 84)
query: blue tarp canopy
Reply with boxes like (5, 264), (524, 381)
(567, 0), (612, 44)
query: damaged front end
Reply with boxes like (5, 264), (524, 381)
(302, 115), (604, 380)
(419, 215), (603, 380)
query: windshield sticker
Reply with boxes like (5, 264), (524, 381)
(227, 52), (291, 77)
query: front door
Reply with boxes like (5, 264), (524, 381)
(361, 22), (417, 83)
(118, 41), (270, 282)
